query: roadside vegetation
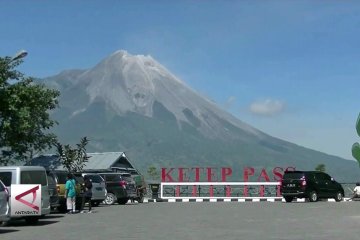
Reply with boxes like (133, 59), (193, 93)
(0, 54), (88, 170)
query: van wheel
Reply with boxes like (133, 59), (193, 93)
(1, 220), (9, 227)
(284, 197), (293, 202)
(25, 216), (40, 225)
(104, 193), (116, 205)
(309, 191), (318, 202)
(334, 192), (343, 202)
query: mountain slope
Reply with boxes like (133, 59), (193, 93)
(43, 50), (360, 182)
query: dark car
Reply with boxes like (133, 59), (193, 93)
(117, 173), (138, 202)
(111, 167), (147, 203)
(95, 172), (134, 205)
(280, 170), (344, 202)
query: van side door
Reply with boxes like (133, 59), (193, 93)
(313, 172), (329, 197)
(20, 170), (50, 214)
(315, 172), (336, 197)
(322, 173), (338, 196)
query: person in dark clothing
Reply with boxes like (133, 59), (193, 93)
(80, 175), (93, 213)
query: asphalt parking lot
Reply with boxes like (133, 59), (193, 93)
(1, 201), (360, 240)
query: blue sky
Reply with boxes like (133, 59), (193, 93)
(1, 0), (359, 160)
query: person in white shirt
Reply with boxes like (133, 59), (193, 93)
(349, 182), (360, 201)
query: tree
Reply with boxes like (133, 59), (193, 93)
(57, 137), (90, 172)
(147, 165), (159, 181)
(0, 56), (60, 165)
(315, 164), (326, 172)
(352, 113), (360, 167)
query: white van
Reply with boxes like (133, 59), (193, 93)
(0, 166), (51, 224)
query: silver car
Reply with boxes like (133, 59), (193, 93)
(82, 174), (107, 206)
(0, 179), (10, 223)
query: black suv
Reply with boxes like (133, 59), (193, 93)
(95, 172), (137, 205)
(280, 171), (344, 202)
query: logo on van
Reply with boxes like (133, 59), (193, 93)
(11, 185), (42, 216)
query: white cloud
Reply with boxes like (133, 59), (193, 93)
(249, 99), (285, 116)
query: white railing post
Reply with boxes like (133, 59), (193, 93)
(160, 182), (281, 199)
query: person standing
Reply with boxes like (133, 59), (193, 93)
(65, 173), (76, 214)
(348, 182), (360, 201)
(80, 175), (93, 213)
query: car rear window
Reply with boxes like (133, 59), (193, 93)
(0, 172), (12, 186)
(121, 175), (133, 182)
(21, 171), (47, 186)
(283, 172), (304, 180)
(54, 172), (84, 184)
(56, 172), (68, 184)
(105, 174), (121, 182)
(87, 175), (104, 183)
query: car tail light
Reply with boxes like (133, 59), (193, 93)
(119, 180), (127, 189)
(300, 176), (306, 188)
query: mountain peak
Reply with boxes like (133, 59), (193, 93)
(48, 50), (260, 139)
(44, 51), (360, 182)
(109, 50), (155, 64)
(112, 49), (128, 56)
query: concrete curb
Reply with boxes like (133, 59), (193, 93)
(143, 197), (351, 203)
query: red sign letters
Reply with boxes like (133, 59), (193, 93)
(161, 166), (296, 182)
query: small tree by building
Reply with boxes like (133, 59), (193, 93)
(56, 137), (90, 173)
(315, 163), (326, 172)
(147, 165), (159, 181)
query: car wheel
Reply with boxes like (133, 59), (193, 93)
(334, 192), (343, 202)
(57, 204), (67, 213)
(284, 196), (293, 202)
(104, 193), (116, 205)
(117, 198), (129, 205)
(309, 191), (318, 202)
